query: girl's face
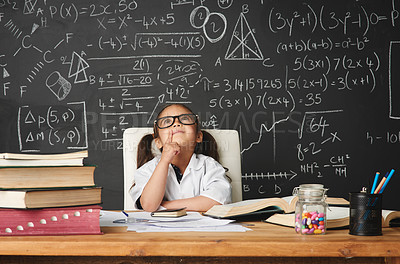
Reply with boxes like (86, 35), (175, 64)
(154, 105), (203, 150)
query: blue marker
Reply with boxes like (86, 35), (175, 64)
(379, 169), (395, 194)
(371, 172), (380, 194)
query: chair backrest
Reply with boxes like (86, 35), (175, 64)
(123, 127), (242, 210)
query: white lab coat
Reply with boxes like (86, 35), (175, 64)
(130, 153), (232, 209)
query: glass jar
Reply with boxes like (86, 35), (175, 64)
(293, 184), (328, 235)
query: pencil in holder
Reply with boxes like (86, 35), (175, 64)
(349, 192), (382, 236)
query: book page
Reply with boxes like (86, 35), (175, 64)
(325, 197), (349, 205)
(326, 206), (349, 220)
(382, 210), (395, 219)
(281, 196), (296, 205)
(219, 198), (272, 208)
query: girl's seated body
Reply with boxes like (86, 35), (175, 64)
(130, 104), (231, 212)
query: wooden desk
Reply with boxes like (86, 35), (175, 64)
(0, 222), (399, 264)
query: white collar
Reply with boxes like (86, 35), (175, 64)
(185, 153), (204, 171)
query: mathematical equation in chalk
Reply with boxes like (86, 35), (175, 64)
(17, 102), (88, 152)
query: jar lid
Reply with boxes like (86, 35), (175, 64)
(292, 184), (328, 197)
(298, 188), (326, 197)
(299, 184), (324, 189)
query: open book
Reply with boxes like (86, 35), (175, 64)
(265, 208), (400, 228)
(204, 196), (349, 219)
(382, 210), (400, 227)
(265, 206), (349, 229)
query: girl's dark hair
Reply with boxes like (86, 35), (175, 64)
(136, 134), (156, 170)
(194, 130), (219, 162)
(136, 104), (219, 168)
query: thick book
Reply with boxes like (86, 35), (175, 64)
(0, 166), (96, 189)
(150, 207), (187, 218)
(265, 208), (400, 228)
(0, 158), (85, 167)
(0, 150), (88, 160)
(0, 187), (102, 209)
(0, 150), (88, 167)
(0, 205), (102, 236)
(204, 196), (349, 219)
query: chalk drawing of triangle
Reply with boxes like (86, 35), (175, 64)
(3, 68), (10, 78)
(225, 13), (264, 61)
(68, 51), (90, 83)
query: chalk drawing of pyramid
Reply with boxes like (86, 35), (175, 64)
(68, 51), (90, 84)
(225, 13), (264, 61)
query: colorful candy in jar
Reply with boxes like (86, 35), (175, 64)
(300, 211), (325, 235)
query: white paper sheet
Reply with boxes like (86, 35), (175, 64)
(130, 224), (251, 232)
(100, 210), (251, 232)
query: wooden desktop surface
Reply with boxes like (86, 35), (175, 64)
(0, 222), (399, 264)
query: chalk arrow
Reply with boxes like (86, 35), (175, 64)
(31, 23), (39, 34)
(288, 170), (298, 181)
(3, 68), (10, 78)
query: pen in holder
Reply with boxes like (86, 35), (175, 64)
(349, 192), (382, 236)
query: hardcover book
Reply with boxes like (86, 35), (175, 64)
(0, 205), (102, 236)
(0, 187), (102, 209)
(0, 150), (88, 167)
(0, 166), (96, 188)
(0, 150), (88, 160)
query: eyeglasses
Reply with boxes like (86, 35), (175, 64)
(155, 113), (198, 129)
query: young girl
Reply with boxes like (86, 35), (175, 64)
(130, 104), (231, 212)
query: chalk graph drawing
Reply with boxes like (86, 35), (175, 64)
(225, 12), (263, 61)
(68, 51), (90, 84)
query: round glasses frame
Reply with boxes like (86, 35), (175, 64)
(154, 113), (198, 129)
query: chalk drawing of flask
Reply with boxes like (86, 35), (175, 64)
(46, 71), (72, 101)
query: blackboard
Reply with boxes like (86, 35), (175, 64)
(1, 0), (400, 210)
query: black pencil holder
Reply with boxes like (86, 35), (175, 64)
(349, 192), (382, 236)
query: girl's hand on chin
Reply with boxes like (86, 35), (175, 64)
(161, 129), (180, 164)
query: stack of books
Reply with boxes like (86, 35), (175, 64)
(0, 150), (102, 236)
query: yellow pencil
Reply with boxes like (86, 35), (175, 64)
(373, 177), (386, 194)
